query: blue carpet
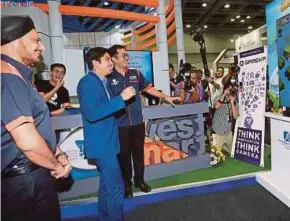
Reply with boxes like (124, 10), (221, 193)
(61, 177), (256, 221)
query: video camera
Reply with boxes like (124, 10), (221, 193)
(228, 55), (240, 96)
(190, 28), (209, 73)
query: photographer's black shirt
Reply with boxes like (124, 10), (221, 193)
(35, 80), (70, 112)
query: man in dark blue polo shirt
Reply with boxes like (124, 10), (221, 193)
(108, 45), (180, 198)
(1, 16), (71, 221)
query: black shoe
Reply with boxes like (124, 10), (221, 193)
(125, 186), (133, 199)
(134, 181), (152, 193)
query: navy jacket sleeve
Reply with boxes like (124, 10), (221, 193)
(77, 76), (125, 123)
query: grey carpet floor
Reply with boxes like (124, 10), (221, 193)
(125, 184), (290, 221)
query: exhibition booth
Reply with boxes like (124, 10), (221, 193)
(2, 0), (290, 217)
(256, 0), (290, 207)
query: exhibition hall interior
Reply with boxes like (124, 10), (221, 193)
(1, 0), (290, 221)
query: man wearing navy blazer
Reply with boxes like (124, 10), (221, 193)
(77, 47), (136, 221)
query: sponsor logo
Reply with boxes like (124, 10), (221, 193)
(240, 57), (266, 66)
(129, 76), (137, 80)
(278, 131), (290, 150)
(1, 0), (37, 8)
(111, 79), (119, 86)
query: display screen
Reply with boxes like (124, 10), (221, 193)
(83, 48), (154, 85)
(127, 50), (154, 85)
(277, 14), (290, 107)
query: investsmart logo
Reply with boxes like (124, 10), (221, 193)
(1, 0), (37, 8)
(278, 131), (290, 150)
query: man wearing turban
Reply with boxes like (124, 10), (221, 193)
(1, 16), (71, 221)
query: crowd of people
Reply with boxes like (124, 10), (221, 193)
(1, 16), (181, 221)
(169, 63), (239, 163)
(1, 15), (240, 221)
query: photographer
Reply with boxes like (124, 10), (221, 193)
(203, 67), (224, 108)
(177, 70), (202, 104)
(169, 63), (184, 96)
(212, 82), (239, 154)
(222, 64), (238, 86)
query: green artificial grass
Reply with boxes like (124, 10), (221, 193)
(60, 145), (271, 203)
(147, 145), (271, 189)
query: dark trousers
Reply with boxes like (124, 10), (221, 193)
(95, 155), (124, 221)
(1, 168), (61, 221)
(118, 123), (145, 187)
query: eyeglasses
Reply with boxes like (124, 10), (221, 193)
(52, 70), (65, 75)
(118, 53), (129, 59)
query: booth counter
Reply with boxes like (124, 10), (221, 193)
(257, 112), (290, 208)
(52, 103), (210, 200)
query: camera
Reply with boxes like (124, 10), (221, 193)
(229, 88), (238, 97)
(179, 60), (193, 92)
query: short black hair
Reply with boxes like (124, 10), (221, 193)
(169, 63), (174, 70)
(108, 45), (126, 57)
(197, 69), (203, 73)
(223, 81), (234, 93)
(85, 47), (109, 70)
(50, 63), (66, 74)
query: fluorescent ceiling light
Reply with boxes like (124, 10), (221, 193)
(186, 24), (191, 28)
(248, 26), (253, 29)
(230, 39), (234, 43)
(246, 15), (251, 19)
(202, 3), (207, 7)
(104, 1), (109, 6)
(236, 15), (241, 19)
(230, 19), (235, 22)
(204, 25), (208, 28)
(240, 19), (245, 23)
(224, 4), (230, 8)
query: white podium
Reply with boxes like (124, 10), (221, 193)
(257, 112), (290, 208)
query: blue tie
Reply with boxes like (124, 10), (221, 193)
(102, 78), (110, 99)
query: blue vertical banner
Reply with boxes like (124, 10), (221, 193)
(232, 46), (268, 167)
(266, 0), (290, 112)
(276, 14), (290, 108)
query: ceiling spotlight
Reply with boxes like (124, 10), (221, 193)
(186, 24), (191, 28)
(115, 25), (120, 29)
(230, 18), (235, 22)
(224, 4), (230, 8)
(202, 3), (207, 7)
(240, 19), (245, 23)
(104, 1), (109, 6)
(153, 12), (157, 16)
(236, 15), (241, 19)
(246, 15), (251, 19)
(204, 25), (208, 28)
(248, 26), (253, 29)
(230, 39), (234, 43)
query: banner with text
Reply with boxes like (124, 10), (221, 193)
(232, 46), (268, 167)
